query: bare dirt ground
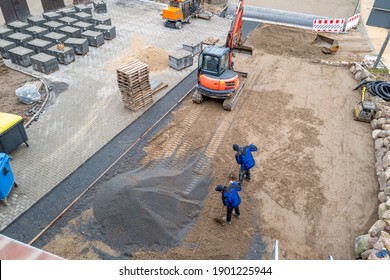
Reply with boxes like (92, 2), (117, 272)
(41, 24), (379, 260)
(0, 64), (42, 123)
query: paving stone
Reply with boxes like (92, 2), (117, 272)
(0, 0), (230, 230)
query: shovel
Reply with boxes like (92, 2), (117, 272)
(214, 205), (225, 225)
(228, 164), (239, 179)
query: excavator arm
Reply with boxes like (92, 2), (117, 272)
(225, 0), (252, 68)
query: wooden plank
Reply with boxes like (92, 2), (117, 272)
(24, 80), (43, 91)
(203, 36), (219, 45)
(151, 82), (168, 95)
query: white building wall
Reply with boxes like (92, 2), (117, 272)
(0, 12), (5, 25)
(26, 0), (44, 16)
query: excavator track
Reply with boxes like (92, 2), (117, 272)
(192, 90), (204, 104)
(222, 78), (246, 111)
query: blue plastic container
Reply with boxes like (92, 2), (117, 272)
(0, 153), (16, 203)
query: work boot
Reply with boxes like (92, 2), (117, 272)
(223, 217), (232, 224)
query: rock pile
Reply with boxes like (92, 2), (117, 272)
(355, 105), (390, 259)
(349, 62), (376, 82)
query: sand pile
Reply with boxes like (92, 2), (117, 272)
(107, 34), (168, 72)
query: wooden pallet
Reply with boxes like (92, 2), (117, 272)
(203, 36), (219, 45)
(150, 80), (168, 95)
(116, 60), (155, 111)
(117, 78), (151, 88)
(117, 61), (149, 75)
(123, 97), (153, 111)
(24, 80), (43, 91)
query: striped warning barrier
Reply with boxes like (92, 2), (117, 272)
(345, 13), (360, 31)
(313, 18), (345, 33)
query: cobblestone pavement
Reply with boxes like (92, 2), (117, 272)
(0, 0), (230, 230)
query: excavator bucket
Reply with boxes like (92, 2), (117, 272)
(312, 34), (339, 54)
(233, 45), (253, 55)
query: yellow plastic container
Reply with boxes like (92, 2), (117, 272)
(0, 113), (23, 134)
(0, 112), (28, 153)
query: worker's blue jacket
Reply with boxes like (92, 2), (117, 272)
(222, 182), (242, 208)
(235, 144), (258, 170)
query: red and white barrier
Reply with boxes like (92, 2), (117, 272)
(312, 18), (345, 33)
(345, 13), (360, 31)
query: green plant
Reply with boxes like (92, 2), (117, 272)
(368, 67), (389, 76)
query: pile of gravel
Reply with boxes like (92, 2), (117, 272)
(93, 164), (211, 253)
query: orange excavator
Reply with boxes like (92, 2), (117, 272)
(192, 0), (252, 110)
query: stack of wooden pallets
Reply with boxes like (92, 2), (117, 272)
(117, 61), (153, 111)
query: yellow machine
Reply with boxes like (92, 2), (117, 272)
(353, 86), (375, 122)
(162, 0), (210, 29)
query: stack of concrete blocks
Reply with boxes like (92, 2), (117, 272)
(0, 39), (16, 59)
(59, 8), (76, 17)
(355, 102), (390, 260)
(24, 26), (50, 39)
(0, 26), (13, 39)
(47, 45), (75, 65)
(72, 21), (93, 31)
(7, 32), (33, 48)
(30, 52), (59, 74)
(117, 61), (153, 111)
(64, 38), (89, 55)
(81, 30), (104, 47)
(93, 1), (107, 14)
(75, 4), (93, 14)
(42, 11), (62, 21)
(59, 26), (82, 38)
(58, 16), (78, 26)
(169, 39), (202, 71)
(26, 16), (47, 27)
(89, 15), (111, 26)
(93, 24), (115, 40)
(0, 0), (115, 73)
(8, 46), (35, 67)
(7, 21), (29, 33)
(27, 39), (54, 54)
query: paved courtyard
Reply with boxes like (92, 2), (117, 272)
(0, 0), (229, 230)
(1, 0), (386, 233)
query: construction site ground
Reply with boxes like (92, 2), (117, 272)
(13, 23), (379, 260)
(0, 69), (40, 123)
(0, 0), (384, 260)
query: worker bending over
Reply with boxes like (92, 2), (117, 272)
(215, 181), (242, 224)
(233, 143), (258, 185)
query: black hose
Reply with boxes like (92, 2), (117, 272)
(354, 80), (390, 101)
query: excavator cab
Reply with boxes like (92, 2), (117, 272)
(199, 46), (229, 77)
(197, 46), (239, 96)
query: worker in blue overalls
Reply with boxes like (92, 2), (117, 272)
(233, 143), (258, 185)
